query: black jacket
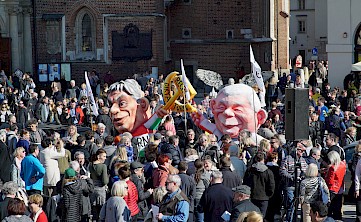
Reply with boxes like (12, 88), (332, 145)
(200, 183), (233, 222)
(220, 167), (242, 189)
(0, 141), (12, 183)
(59, 179), (93, 222)
(160, 143), (182, 167)
(243, 162), (275, 201)
(230, 199), (260, 222)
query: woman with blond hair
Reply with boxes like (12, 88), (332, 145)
(300, 163), (329, 222)
(325, 151), (346, 220)
(29, 194), (48, 222)
(100, 180), (131, 222)
(236, 211), (263, 222)
(259, 139), (271, 154)
(64, 125), (79, 149)
(11, 146), (26, 187)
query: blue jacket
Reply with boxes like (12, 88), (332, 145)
(16, 139), (30, 153)
(20, 154), (45, 191)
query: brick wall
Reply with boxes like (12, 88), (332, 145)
(32, 0), (288, 85)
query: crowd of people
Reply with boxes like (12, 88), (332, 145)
(0, 62), (357, 222)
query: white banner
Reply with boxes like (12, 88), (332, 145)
(181, 59), (191, 101)
(250, 45), (266, 107)
(85, 71), (99, 116)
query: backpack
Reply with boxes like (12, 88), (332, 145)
(317, 177), (329, 204)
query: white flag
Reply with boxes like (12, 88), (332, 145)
(250, 45), (266, 107)
(85, 71), (99, 116)
(181, 59), (191, 101)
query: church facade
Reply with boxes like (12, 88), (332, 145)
(0, 0), (290, 86)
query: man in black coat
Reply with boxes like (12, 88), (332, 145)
(219, 156), (242, 189)
(199, 171), (234, 222)
(178, 161), (196, 222)
(243, 153), (275, 217)
(16, 100), (30, 130)
(95, 107), (113, 135)
(230, 185), (260, 222)
(0, 182), (18, 220)
(0, 131), (12, 184)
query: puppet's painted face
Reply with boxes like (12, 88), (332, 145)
(108, 90), (140, 133)
(211, 92), (263, 138)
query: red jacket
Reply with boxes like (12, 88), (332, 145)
(124, 179), (139, 216)
(325, 161), (346, 193)
(67, 106), (84, 125)
(31, 210), (48, 222)
(152, 165), (169, 188)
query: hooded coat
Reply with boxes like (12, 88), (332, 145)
(243, 162), (275, 201)
(60, 179), (94, 222)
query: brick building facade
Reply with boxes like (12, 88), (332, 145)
(0, 0), (289, 87)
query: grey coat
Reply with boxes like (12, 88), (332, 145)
(100, 196), (131, 222)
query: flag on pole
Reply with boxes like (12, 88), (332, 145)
(181, 59), (191, 101)
(85, 71), (99, 116)
(250, 45), (266, 107)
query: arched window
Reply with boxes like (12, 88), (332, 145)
(75, 8), (96, 60)
(355, 25), (361, 63)
(82, 14), (92, 52)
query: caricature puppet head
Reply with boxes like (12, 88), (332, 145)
(210, 83), (267, 138)
(108, 79), (151, 134)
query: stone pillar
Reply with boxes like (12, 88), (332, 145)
(9, 7), (21, 71)
(23, 8), (33, 72)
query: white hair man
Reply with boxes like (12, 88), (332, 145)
(156, 175), (190, 222)
(65, 80), (80, 99)
(0, 181), (19, 220)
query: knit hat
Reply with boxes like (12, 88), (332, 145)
(64, 168), (77, 179)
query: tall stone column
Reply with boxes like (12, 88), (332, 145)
(9, 7), (21, 72)
(23, 8), (33, 72)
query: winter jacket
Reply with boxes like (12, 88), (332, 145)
(194, 172), (211, 202)
(60, 180), (83, 222)
(220, 167), (242, 189)
(178, 172), (196, 213)
(160, 143), (182, 167)
(0, 141), (12, 183)
(230, 199), (260, 222)
(280, 154), (308, 188)
(21, 154), (45, 192)
(300, 177), (330, 204)
(99, 196), (131, 222)
(199, 183), (233, 222)
(1, 215), (32, 222)
(243, 162), (275, 201)
(123, 179), (140, 217)
(325, 161), (346, 193)
(16, 139), (30, 153)
(130, 174), (151, 218)
(152, 165), (169, 188)
(229, 156), (247, 180)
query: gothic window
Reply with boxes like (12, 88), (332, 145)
(74, 8), (96, 60)
(82, 14), (92, 52)
(354, 25), (361, 62)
